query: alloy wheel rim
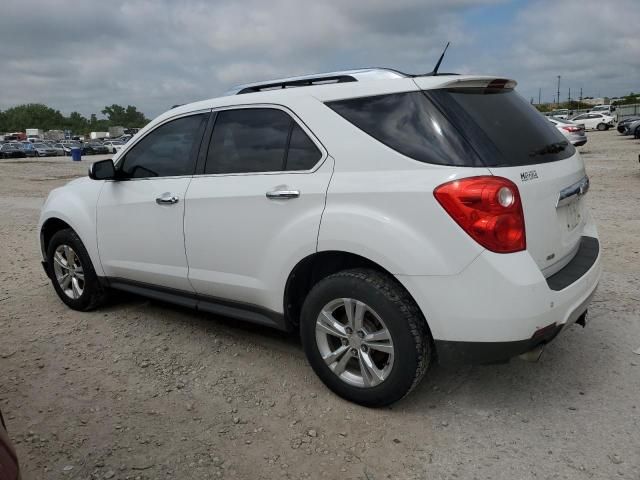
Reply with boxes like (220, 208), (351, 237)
(52, 245), (85, 300)
(315, 298), (394, 388)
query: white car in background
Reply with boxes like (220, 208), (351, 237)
(38, 68), (601, 406)
(102, 141), (125, 154)
(588, 105), (616, 116)
(570, 113), (615, 131)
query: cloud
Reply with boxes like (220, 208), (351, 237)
(0, 0), (637, 119)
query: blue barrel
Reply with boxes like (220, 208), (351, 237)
(71, 147), (81, 162)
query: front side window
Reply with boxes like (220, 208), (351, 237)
(119, 114), (205, 178)
(205, 108), (322, 174)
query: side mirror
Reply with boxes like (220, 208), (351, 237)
(88, 159), (116, 180)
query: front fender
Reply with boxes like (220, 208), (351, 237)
(38, 178), (104, 276)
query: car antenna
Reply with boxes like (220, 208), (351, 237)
(430, 42), (450, 76)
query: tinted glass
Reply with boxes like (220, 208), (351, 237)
(120, 114), (204, 178)
(286, 124), (322, 170)
(327, 92), (483, 167)
(426, 88), (575, 166)
(206, 109), (290, 174)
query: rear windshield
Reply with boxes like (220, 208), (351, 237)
(327, 88), (574, 168)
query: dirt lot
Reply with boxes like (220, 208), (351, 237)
(1, 132), (639, 480)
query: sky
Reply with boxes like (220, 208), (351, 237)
(0, 0), (638, 119)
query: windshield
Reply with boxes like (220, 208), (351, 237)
(33, 143), (46, 148)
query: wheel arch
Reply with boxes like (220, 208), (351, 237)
(40, 217), (73, 258)
(283, 250), (434, 340)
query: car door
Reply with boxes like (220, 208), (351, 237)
(184, 106), (333, 313)
(96, 111), (209, 291)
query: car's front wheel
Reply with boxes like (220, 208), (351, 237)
(596, 123), (607, 131)
(300, 268), (431, 407)
(47, 229), (107, 311)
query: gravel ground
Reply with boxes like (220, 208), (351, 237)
(1, 132), (639, 480)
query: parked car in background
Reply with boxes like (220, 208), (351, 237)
(619, 118), (640, 138)
(617, 116), (640, 134)
(588, 105), (616, 116)
(570, 113), (615, 131)
(39, 68), (601, 406)
(0, 409), (21, 480)
(32, 142), (58, 157)
(548, 117), (587, 147)
(89, 142), (110, 155)
(549, 109), (570, 119)
(50, 143), (66, 156)
(103, 140), (125, 154)
(0, 143), (27, 159)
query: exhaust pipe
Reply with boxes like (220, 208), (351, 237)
(518, 345), (545, 362)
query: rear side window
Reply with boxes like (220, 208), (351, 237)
(426, 88), (575, 167)
(205, 108), (322, 174)
(327, 92), (483, 167)
(328, 89), (575, 168)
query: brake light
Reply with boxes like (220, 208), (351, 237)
(562, 126), (581, 132)
(434, 176), (526, 253)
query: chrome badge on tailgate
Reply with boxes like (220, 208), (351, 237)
(556, 175), (590, 208)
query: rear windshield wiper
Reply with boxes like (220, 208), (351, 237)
(529, 141), (568, 157)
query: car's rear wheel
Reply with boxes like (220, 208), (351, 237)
(47, 229), (107, 311)
(300, 268), (431, 407)
(596, 123), (607, 131)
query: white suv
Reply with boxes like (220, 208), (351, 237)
(39, 69), (601, 406)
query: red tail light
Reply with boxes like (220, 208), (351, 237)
(562, 126), (581, 132)
(434, 176), (526, 253)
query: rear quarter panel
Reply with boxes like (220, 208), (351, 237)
(305, 100), (488, 276)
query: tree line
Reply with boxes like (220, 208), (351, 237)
(0, 103), (150, 134)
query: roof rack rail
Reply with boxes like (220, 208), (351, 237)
(225, 68), (408, 96)
(235, 75), (357, 95)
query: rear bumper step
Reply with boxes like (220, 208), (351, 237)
(546, 236), (599, 291)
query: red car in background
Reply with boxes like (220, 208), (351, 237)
(0, 410), (20, 480)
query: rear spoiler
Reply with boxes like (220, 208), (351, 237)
(438, 77), (518, 90)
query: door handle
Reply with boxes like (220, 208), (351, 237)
(156, 193), (179, 205)
(266, 190), (300, 200)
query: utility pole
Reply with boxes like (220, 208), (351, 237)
(579, 87), (583, 103)
(568, 87), (571, 109)
(557, 75), (561, 107)
(538, 88), (541, 104)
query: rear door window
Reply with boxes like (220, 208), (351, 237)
(205, 108), (322, 174)
(286, 123), (322, 171)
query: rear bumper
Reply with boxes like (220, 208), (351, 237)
(397, 231), (601, 365)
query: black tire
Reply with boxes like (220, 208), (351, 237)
(300, 268), (432, 407)
(635, 126), (640, 139)
(46, 228), (107, 311)
(596, 123), (607, 131)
